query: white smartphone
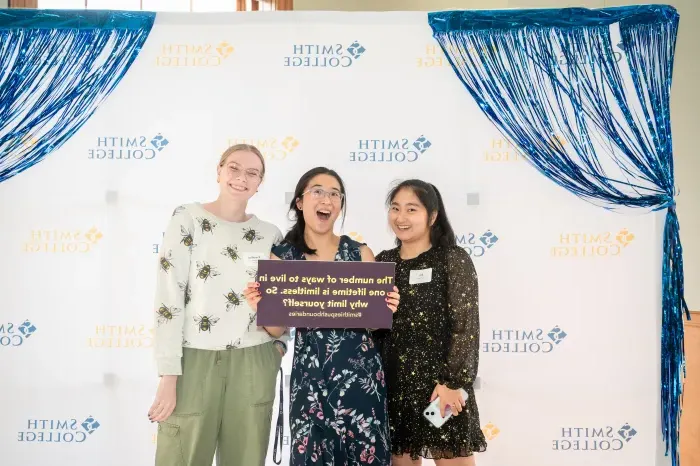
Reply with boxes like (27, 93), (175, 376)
(423, 388), (469, 428)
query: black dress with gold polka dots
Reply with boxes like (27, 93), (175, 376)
(375, 245), (487, 460)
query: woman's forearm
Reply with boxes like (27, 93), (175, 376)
(264, 326), (287, 338)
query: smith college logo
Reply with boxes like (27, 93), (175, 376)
(556, 41), (623, 67)
(552, 229), (635, 258)
(484, 137), (525, 163)
(284, 42), (366, 68)
(18, 416), (101, 443)
(484, 135), (566, 162)
(416, 43), (452, 68)
(0, 320), (37, 347)
(455, 231), (498, 257)
(156, 42), (234, 67)
(347, 232), (363, 242)
(227, 136), (300, 161)
(416, 42), (496, 68)
(23, 228), (103, 253)
(349, 136), (431, 163)
(483, 326), (567, 353)
(553, 423), (637, 451)
(153, 231), (165, 254)
(88, 134), (169, 160)
(482, 422), (500, 441)
(10, 133), (39, 152)
(88, 325), (153, 349)
(416, 43), (493, 68)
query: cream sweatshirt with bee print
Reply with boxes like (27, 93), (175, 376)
(154, 202), (287, 376)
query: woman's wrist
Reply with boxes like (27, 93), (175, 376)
(443, 381), (462, 391)
(273, 340), (287, 355)
(435, 377), (460, 391)
(161, 375), (178, 384)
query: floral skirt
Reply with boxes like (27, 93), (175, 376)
(289, 328), (390, 466)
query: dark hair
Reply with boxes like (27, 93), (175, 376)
(386, 179), (456, 248)
(285, 167), (347, 255)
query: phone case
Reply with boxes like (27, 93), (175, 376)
(423, 388), (469, 428)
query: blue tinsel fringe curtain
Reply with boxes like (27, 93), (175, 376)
(0, 4), (690, 464)
(428, 5), (688, 465)
(0, 9), (155, 183)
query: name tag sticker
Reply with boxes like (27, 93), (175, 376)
(409, 268), (432, 285)
(243, 252), (266, 267)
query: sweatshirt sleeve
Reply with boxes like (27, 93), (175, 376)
(154, 206), (194, 376)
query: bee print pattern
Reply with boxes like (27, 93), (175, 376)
(194, 314), (219, 333)
(196, 261), (220, 282)
(226, 339), (240, 350)
(156, 304), (181, 326)
(224, 289), (243, 312)
(245, 268), (257, 279)
(180, 226), (196, 251)
(246, 312), (257, 331)
(160, 250), (174, 273)
(172, 206), (185, 217)
(221, 245), (240, 262)
(242, 227), (263, 244)
(183, 339), (191, 347)
(178, 281), (191, 305)
(197, 217), (217, 234)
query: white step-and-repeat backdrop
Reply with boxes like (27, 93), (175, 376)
(0, 11), (664, 466)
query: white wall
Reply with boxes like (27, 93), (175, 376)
(294, 0), (700, 310)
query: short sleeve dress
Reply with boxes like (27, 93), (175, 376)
(375, 245), (487, 460)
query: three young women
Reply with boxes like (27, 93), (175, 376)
(151, 150), (485, 466)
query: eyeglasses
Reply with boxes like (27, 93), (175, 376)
(303, 187), (344, 203)
(226, 163), (262, 182)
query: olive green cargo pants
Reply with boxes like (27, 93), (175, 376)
(155, 342), (282, 466)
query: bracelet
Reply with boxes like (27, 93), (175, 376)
(273, 340), (287, 355)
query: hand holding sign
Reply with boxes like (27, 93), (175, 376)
(386, 287), (400, 313)
(243, 282), (287, 338)
(256, 260), (397, 328)
(243, 282), (262, 310)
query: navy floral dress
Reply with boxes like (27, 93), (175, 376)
(272, 236), (390, 466)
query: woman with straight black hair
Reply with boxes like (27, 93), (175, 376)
(376, 179), (487, 466)
(244, 167), (400, 466)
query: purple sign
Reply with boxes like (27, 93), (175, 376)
(256, 259), (395, 329)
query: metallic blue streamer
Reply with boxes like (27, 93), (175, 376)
(428, 5), (688, 465)
(0, 9), (155, 183)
